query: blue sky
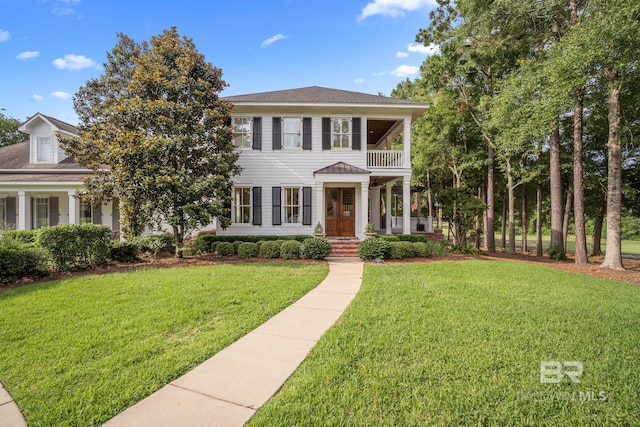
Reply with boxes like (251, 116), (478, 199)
(1, 0), (438, 125)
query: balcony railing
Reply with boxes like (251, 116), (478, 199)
(367, 150), (405, 168)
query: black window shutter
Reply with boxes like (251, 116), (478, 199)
(252, 117), (262, 150)
(92, 203), (102, 225)
(352, 117), (361, 150)
(302, 187), (312, 225)
(302, 117), (312, 150)
(6, 197), (16, 226)
(272, 117), (282, 150)
(112, 197), (120, 232)
(272, 187), (282, 225)
(49, 197), (59, 226)
(252, 187), (262, 225)
(322, 117), (331, 150)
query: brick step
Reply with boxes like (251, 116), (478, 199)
(328, 239), (361, 257)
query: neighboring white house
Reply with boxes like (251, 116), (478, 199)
(0, 86), (430, 239)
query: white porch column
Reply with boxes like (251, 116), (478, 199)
(371, 186), (381, 231)
(18, 191), (27, 230)
(385, 182), (392, 234)
(360, 182), (369, 239)
(315, 183), (324, 231)
(403, 176), (411, 234)
(68, 191), (77, 225)
(403, 116), (411, 168)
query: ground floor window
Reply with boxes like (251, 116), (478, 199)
(0, 197), (6, 226)
(35, 197), (49, 229)
(234, 187), (252, 224)
(283, 187), (301, 224)
(79, 201), (92, 224)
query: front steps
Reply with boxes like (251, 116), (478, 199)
(328, 238), (360, 257)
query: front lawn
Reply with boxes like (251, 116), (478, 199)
(249, 260), (640, 426)
(0, 263), (328, 427)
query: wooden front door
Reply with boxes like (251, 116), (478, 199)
(325, 188), (355, 237)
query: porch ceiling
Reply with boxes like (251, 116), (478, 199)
(366, 119), (398, 146)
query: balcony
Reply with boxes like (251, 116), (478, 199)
(367, 150), (405, 169)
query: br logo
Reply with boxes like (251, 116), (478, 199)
(540, 361), (583, 384)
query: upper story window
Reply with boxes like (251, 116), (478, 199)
(332, 118), (350, 149)
(283, 118), (302, 149)
(37, 136), (52, 162)
(232, 117), (252, 149)
(283, 187), (301, 224)
(234, 187), (252, 224)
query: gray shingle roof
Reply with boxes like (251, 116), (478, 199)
(314, 162), (371, 175)
(223, 86), (424, 106)
(0, 141), (85, 170)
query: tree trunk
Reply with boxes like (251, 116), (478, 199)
(563, 172), (573, 253)
(536, 182), (543, 257)
(501, 189), (507, 250)
(549, 126), (564, 257)
(601, 83), (625, 270)
(573, 91), (588, 264)
(591, 203), (605, 257)
(486, 143), (496, 253)
(506, 157), (516, 254)
(426, 171), (433, 219)
(522, 182), (528, 254)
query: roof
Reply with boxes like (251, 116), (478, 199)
(0, 141), (85, 170)
(223, 86), (425, 106)
(19, 113), (78, 136)
(314, 162), (371, 175)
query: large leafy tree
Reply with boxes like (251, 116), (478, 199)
(63, 27), (239, 252)
(0, 111), (27, 147)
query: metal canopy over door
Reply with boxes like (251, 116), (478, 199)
(325, 188), (355, 237)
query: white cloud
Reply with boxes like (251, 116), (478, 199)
(32, 94), (44, 102)
(391, 65), (420, 77)
(50, 91), (71, 100)
(396, 51), (409, 58)
(408, 42), (439, 55)
(17, 51), (40, 60)
(373, 71), (387, 77)
(52, 54), (99, 71)
(0, 30), (9, 43)
(359, 0), (435, 20)
(354, 78), (365, 84)
(51, 0), (81, 16)
(261, 34), (288, 48)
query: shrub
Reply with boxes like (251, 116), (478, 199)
(132, 233), (175, 257)
(389, 241), (415, 259)
(412, 242), (430, 257)
(37, 224), (111, 271)
(449, 244), (484, 256)
(2, 229), (38, 245)
(281, 240), (301, 259)
(358, 237), (391, 260)
(210, 241), (220, 253)
(216, 242), (235, 256)
(0, 236), (49, 284)
(300, 238), (332, 260)
(192, 237), (212, 254)
(396, 234), (429, 243)
(237, 242), (258, 258)
(110, 241), (139, 262)
(259, 241), (281, 259)
(378, 235), (400, 242)
(233, 241), (244, 254)
(548, 244), (567, 261)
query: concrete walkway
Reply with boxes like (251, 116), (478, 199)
(103, 257), (363, 427)
(0, 383), (27, 427)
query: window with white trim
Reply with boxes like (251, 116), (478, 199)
(35, 197), (49, 229)
(232, 117), (252, 148)
(37, 136), (52, 162)
(332, 118), (350, 148)
(234, 187), (252, 224)
(283, 187), (301, 224)
(283, 118), (302, 149)
(79, 201), (92, 224)
(0, 198), (6, 226)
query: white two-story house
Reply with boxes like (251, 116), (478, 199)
(221, 86), (429, 240)
(0, 86), (429, 240)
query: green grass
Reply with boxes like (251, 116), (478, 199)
(249, 261), (640, 426)
(0, 263), (328, 427)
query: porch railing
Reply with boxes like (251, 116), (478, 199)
(367, 150), (405, 168)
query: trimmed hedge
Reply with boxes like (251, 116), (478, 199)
(237, 242), (258, 258)
(216, 242), (235, 256)
(358, 237), (391, 260)
(259, 241), (282, 259)
(110, 241), (139, 262)
(0, 236), (49, 284)
(300, 238), (332, 260)
(193, 234), (312, 253)
(2, 229), (38, 244)
(131, 233), (175, 256)
(389, 241), (415, 259)
(37, 224), (111, 271)
(280, 240), (301, 259)
(412, 242), (430, 257)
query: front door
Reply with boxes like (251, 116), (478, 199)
(325, 188), (355, 237)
